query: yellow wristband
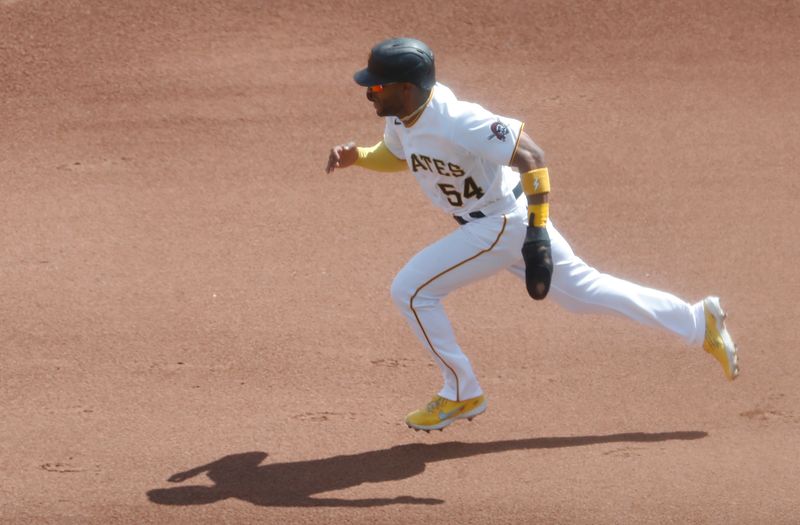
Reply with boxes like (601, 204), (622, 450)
(527, 202), (549, 228)
(521, 167), (550, 195)
(522, 167), (550, 227)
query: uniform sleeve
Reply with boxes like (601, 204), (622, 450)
(448, 102), (523, 166)
(382, 118), (406, 160)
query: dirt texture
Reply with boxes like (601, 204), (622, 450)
(2, 1), (799, 523)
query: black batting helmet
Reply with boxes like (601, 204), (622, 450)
(354, 37), (436, 90)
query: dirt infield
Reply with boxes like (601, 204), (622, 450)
(2, 1), (799, 523)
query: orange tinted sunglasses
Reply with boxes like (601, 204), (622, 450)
(367, 83), (394, 94)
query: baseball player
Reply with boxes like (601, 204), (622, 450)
(325, 37), (739, 432)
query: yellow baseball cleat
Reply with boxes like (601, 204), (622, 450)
(405, 394), (487, 431)
(703, 296), (740, 380)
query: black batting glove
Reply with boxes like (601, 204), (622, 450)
(521, 226), (553, 300)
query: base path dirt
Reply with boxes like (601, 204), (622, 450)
(2, 1), (799, 523)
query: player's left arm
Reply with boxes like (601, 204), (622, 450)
(511, 131), (548, 213)
(511, 131), (553, 301)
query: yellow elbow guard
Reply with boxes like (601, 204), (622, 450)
(354, 141), (407, 172)
(521, 167), (550, 228)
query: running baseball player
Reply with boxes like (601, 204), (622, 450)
(324, 37), (739, 432)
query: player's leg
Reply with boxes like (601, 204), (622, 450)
(507, 222), (738, 379)
(392, 214), (524, 400)
(391, 214), (526, 429)
(508, 222), (704, 343)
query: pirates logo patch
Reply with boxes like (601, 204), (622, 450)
(488, 120), (510, 142)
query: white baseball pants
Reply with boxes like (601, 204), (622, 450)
(390, 200), (706, 401)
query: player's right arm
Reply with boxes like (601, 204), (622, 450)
(325, 142), (359, 173)
(326, 118), (407, 174)
(325, 141), (407, 173)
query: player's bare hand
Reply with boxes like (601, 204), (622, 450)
(325, 142), (358, 173)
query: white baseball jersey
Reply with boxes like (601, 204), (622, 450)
(383, 83), (524, 216)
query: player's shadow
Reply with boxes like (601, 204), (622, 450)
(147, 430), (706, 508)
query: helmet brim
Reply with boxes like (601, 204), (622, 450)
(353, 68), (391, 87)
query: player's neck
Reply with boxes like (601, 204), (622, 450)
(399, 89), (432, 125)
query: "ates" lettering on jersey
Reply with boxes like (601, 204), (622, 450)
(409, 153), (465, 177)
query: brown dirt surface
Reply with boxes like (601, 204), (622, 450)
(2, 1), (799, 523)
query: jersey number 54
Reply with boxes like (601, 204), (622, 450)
(437, 177), (485, 207)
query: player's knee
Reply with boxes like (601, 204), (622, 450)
(390, 274), (414, 311)
(391, 273), (442, 312)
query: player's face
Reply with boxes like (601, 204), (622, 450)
(366, 83), (406, 117)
